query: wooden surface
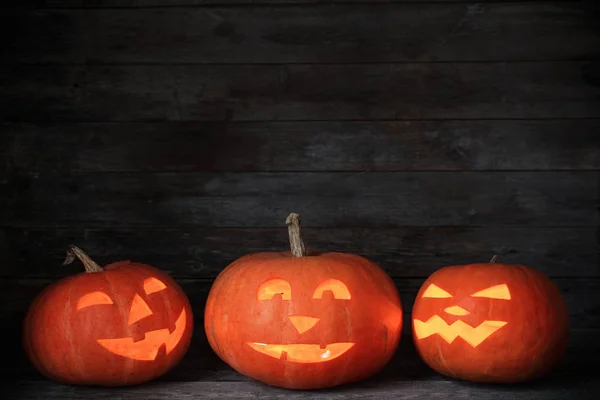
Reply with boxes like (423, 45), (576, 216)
(2, 63), (599, 121)
(1, 227), (598, 278)
(3, 121), (599, 171)
(1, 0), (599, 398)
(5, 2), (599, 63)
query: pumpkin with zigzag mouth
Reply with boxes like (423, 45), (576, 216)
(411, 256), (569, 383)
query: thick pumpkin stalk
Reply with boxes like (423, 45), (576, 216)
(489, 255), (498, 264)
(286, 213), (306, 257)
(63, 245), (103, 273)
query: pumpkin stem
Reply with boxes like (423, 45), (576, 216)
(489, 255), (498, 264)
(286, 213), (306, 257)
(63, 245), (103, 273)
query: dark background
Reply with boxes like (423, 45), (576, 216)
(0, 0), (599, 398)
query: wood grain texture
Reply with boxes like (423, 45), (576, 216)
(10, 1), (565, 8)
(1, 62), (599, 121)
(0, 227), (597, 278)
(4, 378), (600, 400)
(3, 120), (600, 172)
(1, 171), (597, 227)
(4, 2), (599, 63)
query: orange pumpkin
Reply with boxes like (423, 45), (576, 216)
(204, 213), (403, 389)
(411, 256), (569, 383)
(23, 246), (194, 386)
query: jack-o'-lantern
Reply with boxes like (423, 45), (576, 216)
(412, 256), (569, 383)
(23, 246), (194, 386)
(204, 213), (403, 389)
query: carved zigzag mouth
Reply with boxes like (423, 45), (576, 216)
(248, 342), (355, 363)
(96, 308), (187, 361)
(414, 315), (507, 348)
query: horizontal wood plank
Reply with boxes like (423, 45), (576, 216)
(1, 171), (597, 228)
(4, 2), (599, 63)
(0, 276), (598, 383)
(1, 63), (599, 121)
(4, 377), (600, 399)
(11, 1), (561, 8)
(3, 121), (600, 172)
(0, 227), (597, 278)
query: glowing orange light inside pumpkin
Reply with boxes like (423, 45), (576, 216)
(312, 279), (351, 299)
(414, 283), (511, 347)
(247, 342), (355, 363)
(250, 279), (357, 363)
(76, 291), (114, 310)
(128, 294), (154, 325)
(444, 305), (470, 316)
(97, 308), (187, 361)
(422, 284), (453, 298)
(471, 284), (511, 300)
(414, 317), (507, 347)
(258, 279), (292, 300)
(75, 277), (189, 361)
(289, 315), (320, 334)
(144, 277), (167, 295)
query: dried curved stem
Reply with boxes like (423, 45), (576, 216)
(489, 255), (498, 264)
(285, 213), (306, 257)
(63, 245), (103, 273)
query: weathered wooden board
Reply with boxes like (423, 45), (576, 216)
(1, 62), (599, 121)
(4, 373), (600, 400)
(9, 0), (563, 8)
(5, 2), (598, 63)
(3, 120), (599, 172)
(0, 227), (597, 278)
(1, 171), (597, 227)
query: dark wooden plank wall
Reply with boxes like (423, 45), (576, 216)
(0, 0), (599, 387)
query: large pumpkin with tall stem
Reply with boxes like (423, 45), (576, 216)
(204, 213), (403, 389)
(23, 246), (194, 386)
(411, 256), (570, 383)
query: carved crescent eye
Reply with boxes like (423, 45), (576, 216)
(422, 284), (453, 298)
(258, 279), (292, 300)
(77, 291), (114, 310)
(312, 279), (351, 300)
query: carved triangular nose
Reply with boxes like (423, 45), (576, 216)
(288, 315), (320, 334)
(444, 305), (470, 316)
(129, 294), (153, 325)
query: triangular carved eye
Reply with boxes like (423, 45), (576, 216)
(422, 284), (453, 298)
(471, 284), (511, 300)
(144, 277), (167, 295)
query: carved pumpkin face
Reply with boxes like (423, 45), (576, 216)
(204, 213), (403, 389)
(248, 277), (356, 363)
(412, 259), (569, 383)
(23, 248), (194, 387)
(413, 282), (511, 348)
(205, 253), (402, 389)
(76, 276), (188, 362)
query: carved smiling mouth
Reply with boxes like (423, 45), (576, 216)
(248, 342), (355, 363)
(97, 308), (187, 361)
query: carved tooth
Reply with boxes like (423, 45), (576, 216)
(280, 351), (288, 361)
